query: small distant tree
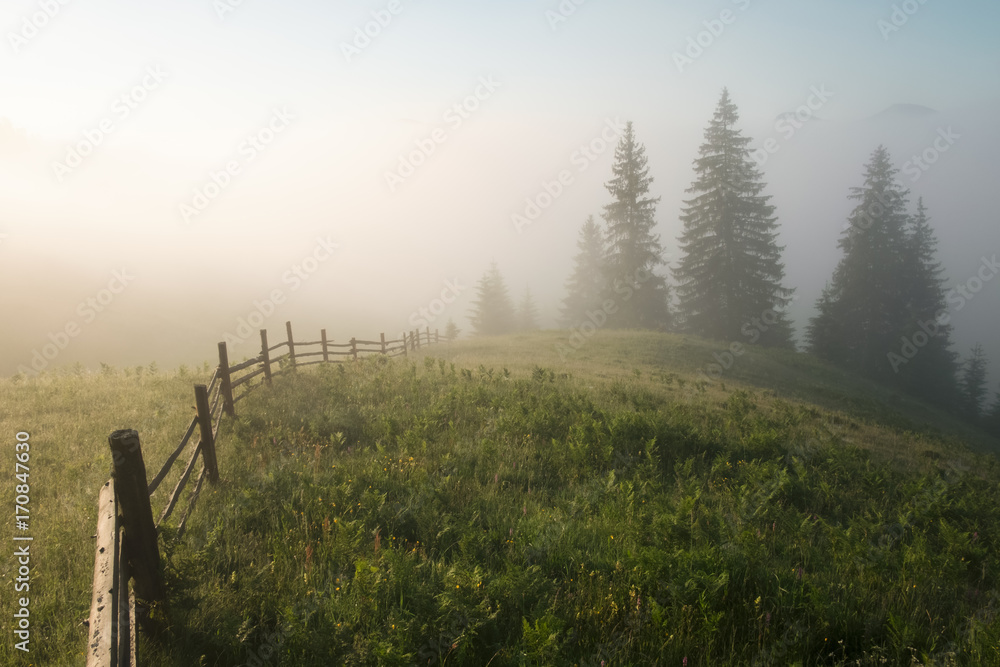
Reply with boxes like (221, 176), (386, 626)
(958, 343), (989, 421)
(560, 215), (606, 327)
(468, 262), (516, 336)
(516, 287), (540, 332)
(444, 319), (461, 341)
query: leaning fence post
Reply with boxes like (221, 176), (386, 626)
(260, 329), (272, 385)
(194, 385), (220, 484)
(286, 321), (297, 369)
(401, 332), (408, 357)
(217, 342), (236, 417)
(321, 329), (330, 364)
(380, 332), (387, 355)
(108, 430), (165, 603)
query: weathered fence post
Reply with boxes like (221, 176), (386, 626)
(86, 480), (119, 667)
(350, 337), (358, 361)
(401, 332), (408, 357)
(286, 321), (297, 369)
(415, 329), (421, 350)
(380, 332), (387, 355)
(108, 430), (165, 603)
(217, 342), (236, 417)
(425, 326), (431, 346)
(321, 329), (330, 363)
(260, 329), (272, 385)
(194, 385), (220, 484)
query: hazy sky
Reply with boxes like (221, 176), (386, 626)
(1, 0), (998, 388)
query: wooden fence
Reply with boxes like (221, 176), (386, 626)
(85, 322), (439, 666)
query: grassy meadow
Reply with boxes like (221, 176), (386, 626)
(3, 331), (1000, 665)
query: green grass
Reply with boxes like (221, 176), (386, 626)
(3, 333), (1000, 665)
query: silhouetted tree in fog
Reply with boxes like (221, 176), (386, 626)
(444, 319), (461, 341)
(560, 216), (606, 327)
(516, 287), (540, 331)
(891, 198), (959, 405)
(468, 262), (516, 336)
(808, 146), (913, 382)
(987, 388), (1000, 438)
(958, 343), (989, 421)
(676, 88), (794, 347)
(600, 121), (672, 329)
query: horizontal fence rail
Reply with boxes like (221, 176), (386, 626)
(86, 321), (441, 666)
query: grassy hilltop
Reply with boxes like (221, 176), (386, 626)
(2, 331), (999, 665)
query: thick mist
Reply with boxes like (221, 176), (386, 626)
(1, 0), (997, 390)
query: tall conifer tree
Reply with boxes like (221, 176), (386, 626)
(675, 89), (794, 347)
(601, 121), (671, 329)
(891, 198), (958, 404)
(808, 145), (911, 381)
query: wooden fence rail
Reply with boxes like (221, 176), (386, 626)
(86, 321), (440, 666)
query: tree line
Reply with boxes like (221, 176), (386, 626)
(465, 89), (1000, 434)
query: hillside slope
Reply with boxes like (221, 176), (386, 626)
(155, 332), (999, 665)
(2, 331), (997, 665)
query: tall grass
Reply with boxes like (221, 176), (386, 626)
(3, 332), (998, 665)
(150, 351), (1000, 665)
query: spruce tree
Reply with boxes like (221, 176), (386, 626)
(958, 343), (989, 421)
(892, 198), (959, 404)
(808, 146), (912, 382)
(675, 88), (794, 347)
(560, 216), (606, 327)
(987, 389), (1000, 438)
(600, 121), (671, 329)
(468, 262), (515, 336)
(444, 319), (461, 341)
(516, 287), (540, 331)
